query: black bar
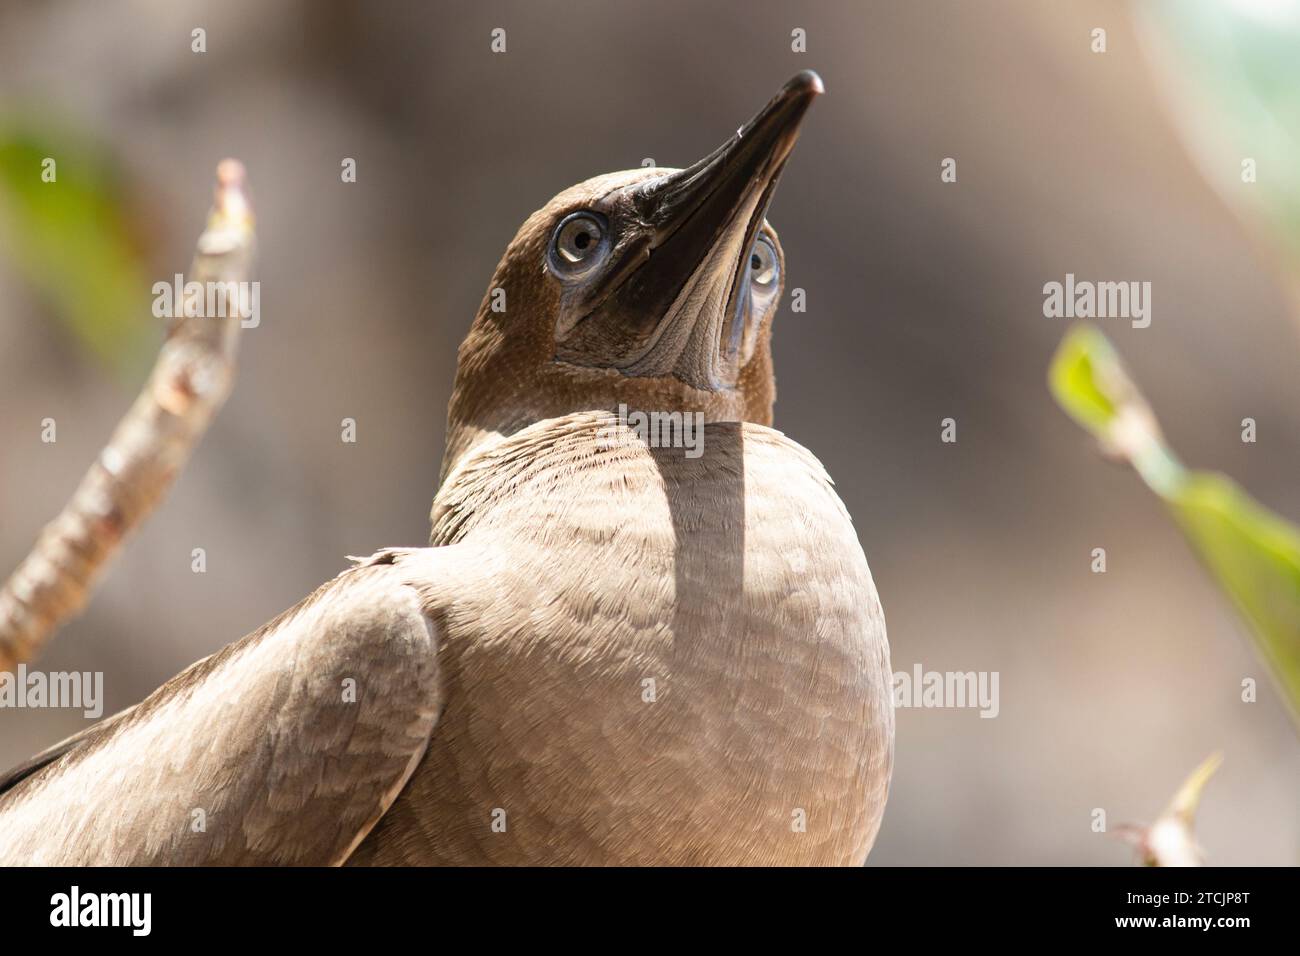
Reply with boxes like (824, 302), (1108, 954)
(0, 866), (1283, 942)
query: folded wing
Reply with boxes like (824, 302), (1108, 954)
(0, 549), (454, 865)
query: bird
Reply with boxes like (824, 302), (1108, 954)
(0, 70), (893, 866)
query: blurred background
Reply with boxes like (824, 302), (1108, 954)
(1, 0), (1297, 865)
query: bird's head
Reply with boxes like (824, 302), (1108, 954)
(442, 71), (823, 479)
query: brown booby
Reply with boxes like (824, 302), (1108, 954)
(0, 71), (893, 866)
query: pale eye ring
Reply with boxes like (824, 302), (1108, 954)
(551, 212), (608, 271)
(749, 237), (778, 288)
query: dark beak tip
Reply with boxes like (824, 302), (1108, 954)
(785, 70), (825, 98)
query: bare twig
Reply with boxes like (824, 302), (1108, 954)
(1115, 752), (1223, 866)
(0, 160), (255, 670)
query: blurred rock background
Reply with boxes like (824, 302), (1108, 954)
(0, 0), (1295, 864)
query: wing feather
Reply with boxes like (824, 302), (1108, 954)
(0, 548), (457, 865)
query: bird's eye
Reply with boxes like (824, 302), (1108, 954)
(749, 238), (778, 288)
(551, 212), (608, 271)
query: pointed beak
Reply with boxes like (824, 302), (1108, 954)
(635, 69), (823, 260)
(578, 71), (822, 389)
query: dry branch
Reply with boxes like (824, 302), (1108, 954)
(0, 159), (255, 670)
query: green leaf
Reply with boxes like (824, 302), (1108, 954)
(1048, 324), (1121, 433)
(1048, 325), (1184, 497)
(1170, 474), (1300, 718)
(1050, 324), (1300, 730)
(0, 121), (153, 378)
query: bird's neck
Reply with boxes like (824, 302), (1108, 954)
(440, 373), (773, 491)
(438, 312), (776, 489)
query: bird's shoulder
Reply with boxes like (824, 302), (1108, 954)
(430, 410), (853, 545)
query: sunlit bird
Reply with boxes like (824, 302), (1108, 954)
(0, 71), (893, 865)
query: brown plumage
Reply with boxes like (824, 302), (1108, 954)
(0, 71), (893, 865)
